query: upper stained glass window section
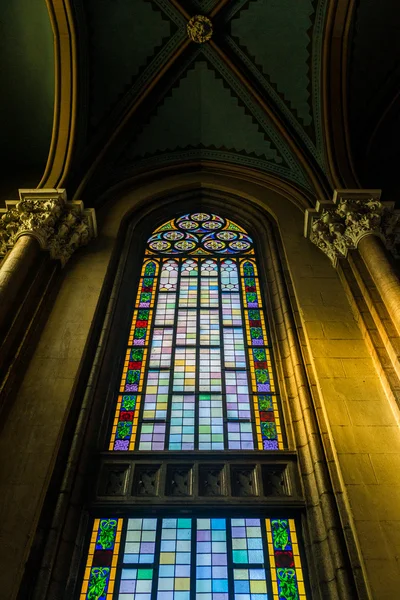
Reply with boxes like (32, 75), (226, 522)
(109, 212), (284, 452)
(147, 213), (254, 256)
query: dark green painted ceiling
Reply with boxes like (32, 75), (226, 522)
(5, 0), (398, 203)
(0, 0), (54, 180)
(70, 0), (333, 197)
(127, 60), (283, 161)
(121, 54), (311, 190)
(230, 0), (314, 127)
(86, 0), (174, 128)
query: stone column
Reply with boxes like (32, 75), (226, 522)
(358, 234), (400, 336)
(0, 236), (41, 337)
(0, 188), (97, 337)
(304, 189), (400, 333)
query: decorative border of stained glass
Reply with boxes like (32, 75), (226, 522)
(240, 258), (283, 450)
(110, 213), (284, 452)
(266, 518), (307, 600)
(80, 516), (308, 599)
(109, 260), (159, 451)
(147, 213), (254, 256)
(80, 518), (123, 600)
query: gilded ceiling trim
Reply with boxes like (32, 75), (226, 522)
(39, 0), (78, 189)
(321, 0), (360, 188)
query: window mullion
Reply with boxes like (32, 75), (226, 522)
(218, 257), (229, 451)
(226, 517), (235, 599)
(195, 257), (200, 450)
(165, 257), (183, 450)
(150, 518), (163, 600)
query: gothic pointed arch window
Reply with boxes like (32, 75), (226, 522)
(78, 211), (308, 600)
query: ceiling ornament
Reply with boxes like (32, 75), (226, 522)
(187, 15), (213, 43)
(304, 189), (400, 266)
(0, 189), (97, 266)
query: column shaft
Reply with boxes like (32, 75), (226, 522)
(0, 235), (41, 338)
(358, 234), (400, 337)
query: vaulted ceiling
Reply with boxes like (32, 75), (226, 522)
(2, 0), (400, 207)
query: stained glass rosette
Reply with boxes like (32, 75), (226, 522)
(80, 518), (122, 600)
(147, 213), (254, 256)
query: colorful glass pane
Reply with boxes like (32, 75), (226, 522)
(80, 518), (122, 600)
(266, 518), (307, 600)
(81, 517), (308, 600)
(169, 394), (195, 450)
(110, 213), (283, 451)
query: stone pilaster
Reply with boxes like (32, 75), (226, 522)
(304, 189), (400, 267)
(0, 188), (97, 266)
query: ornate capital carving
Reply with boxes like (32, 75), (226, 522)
(0, 189), (97, 266)
(304, 189), (400, 266)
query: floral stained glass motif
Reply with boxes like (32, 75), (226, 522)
(266, 518), (307, 600)
(81, 516), (307, 600)
(110, 213), (283, 451)
(147, 213), (253, 256)
(80, 518), (123, 600)
(110, 260), (158, 451)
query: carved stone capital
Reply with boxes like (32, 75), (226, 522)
(0, 189), (97, 266)
(304, 189), (400, 266)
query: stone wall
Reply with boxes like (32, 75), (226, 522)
(0, 172), (399, 598)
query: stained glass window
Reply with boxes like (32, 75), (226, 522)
(109, 213), (284, 452)
(80, 516), (306, 600)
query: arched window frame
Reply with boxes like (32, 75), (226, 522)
(108, 211), (286, 454)
(75, 200), (311, 600)
(29, 191), (358, 600)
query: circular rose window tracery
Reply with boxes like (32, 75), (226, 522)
(147, 213), (254, 255)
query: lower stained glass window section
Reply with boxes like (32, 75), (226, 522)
(80, 518), (123, 600)
(266, 518), (307, 600)
(157, 519), (192, 599)
(233, 569), (267, 600)
(81, 517), (307, 600)
(196, 518), (228, 599)
(124, 519), (157, 563)
(119, 569), (153, 600)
